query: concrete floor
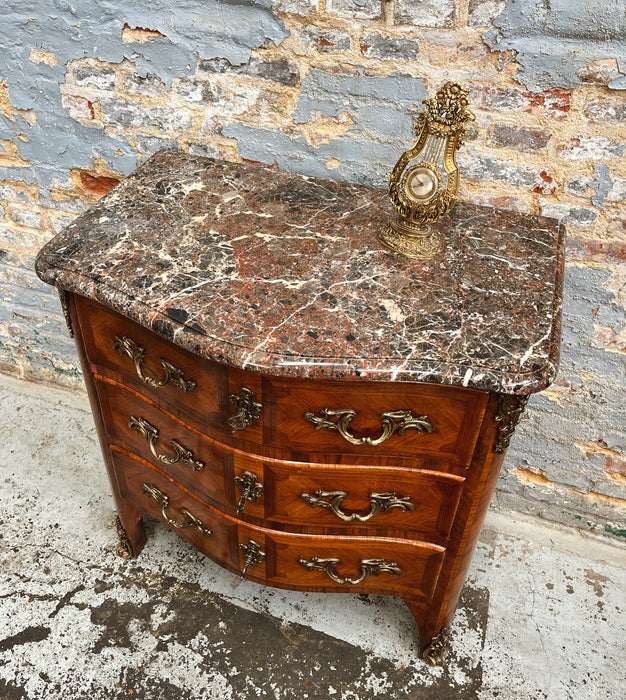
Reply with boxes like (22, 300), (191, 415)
(0, 374), (624, 700)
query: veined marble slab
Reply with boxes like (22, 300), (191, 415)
(36, 152), (565, 395)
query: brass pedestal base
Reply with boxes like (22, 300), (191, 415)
(378, 220), (444, 259)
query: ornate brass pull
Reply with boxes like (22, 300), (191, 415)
(298, 557), (401, 585)
(129, 416), (205, 471)
(239, 539), (266, 580)
(228, 387), (263, 432)
(234, 471), (264, 513)
(303, 408), (433, 446)
(113, 335), (196, 392)
(141, 484), (213, 537)
(300, 490), (415, 523)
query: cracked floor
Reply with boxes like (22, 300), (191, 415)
(0, 374), (624, 699)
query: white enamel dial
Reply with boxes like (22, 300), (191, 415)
(404, 166), (438, 203)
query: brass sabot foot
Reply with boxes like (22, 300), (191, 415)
(115, 516), (133, 559)
(422, 627), (451, 666)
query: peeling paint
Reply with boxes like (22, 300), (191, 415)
(0, 1), (288, 194)
(590, 164), (614, 210)
(484, 0), (626, 91)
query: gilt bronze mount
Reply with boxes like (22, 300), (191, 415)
(304, 407), (433, 446)
(495, 394), (530, 453)
(299, 557), (402, 586)
(379, 81), (475, 259)
(301, 490), (415, 523)
(228, 387), (263, 433)
(113, 335), (197, 392)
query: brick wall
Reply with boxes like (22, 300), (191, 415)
(1, 0), (624, 540)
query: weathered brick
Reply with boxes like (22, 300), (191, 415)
(100, 100), (192, 131)
(360, 34), (420, 61)
(135, 134), (179, 156)
(271, 0), (320, 13)
(300, 27), (350, 53)
(0, 226), (40, 250)
(188, 143), (222, 158)
(327, 0), (381, 20)
(565, 176), (594, 198)
(61, 94), (95, 121)
(199, 57), (299, 87)
(594, 326), (626, 355)
(532, 171), (557, 195)
(526, 89), (571, 116)
(606, 178), (626, 204)
(458, 154), (537, 189)
(294, 69), (427, 140)
(7, 206), (42, 229)
(472, 86), (527, 111)
(577, 59), (624, 86)
(73, 65), (116, 90)
(123, 73), (166, 97)
(472, 86), (571, 119)
(468, 0), (506, 26)
(50, 215), (74, 234)
(173, 77), (223, 105)
(469, 193), (530, 213)
(584, 98), (626, 125)
(0, 184), (29, 203)
(79, 172), (121, 197)
(568, 238), (626, 265)
(395, 0), (455, 27)
(488, 124), (551, 151)
(558, 136), (625, 161)
(539, 201), (597, 227)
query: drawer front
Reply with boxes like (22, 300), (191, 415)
(97, 376), (464, 540)
(112, 446), (239, 572)
(97, 375), (231, 510)
(112, 447), (446, 599)
(251, 463), (463, 540)
(264, 376), (488, 466)
(77, 295), (488, 466)
(75, 295), (240, 442)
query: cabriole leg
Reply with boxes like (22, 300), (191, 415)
(114, 509), (146, 559)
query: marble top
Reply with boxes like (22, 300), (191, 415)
(35, 152), (565, 395)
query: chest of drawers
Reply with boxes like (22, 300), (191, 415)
(36, 152), (564, 665)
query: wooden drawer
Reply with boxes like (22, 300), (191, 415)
(78, 294), (487, 468)
(112, 447), (446, 599)
(263, 376), (488, 466)
(97, 376), (464, 540)
(75, 295), (231, 440)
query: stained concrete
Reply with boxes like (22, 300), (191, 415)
(0, 373), (625, 699)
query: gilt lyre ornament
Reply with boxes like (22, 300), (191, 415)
(378, 81), (475, 259)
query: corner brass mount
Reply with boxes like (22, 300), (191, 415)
(422, 627), (451, 666)
(378, 82), (475, 259)
(495, 394), (530, 453)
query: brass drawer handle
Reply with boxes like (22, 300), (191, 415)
(299, 557), (401, 585)
(142, 484), (213, 538)
(113, 335), (197, 392)
(234, 471), (264, 513)
(303, 408), (433, 446)
(300, 490), (415, 523)
(228, 387), (262, 433)
(239, 539), (266, 580)
(129, 416), (205, 471)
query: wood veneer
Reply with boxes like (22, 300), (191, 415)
(67, 290), (518, 661)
